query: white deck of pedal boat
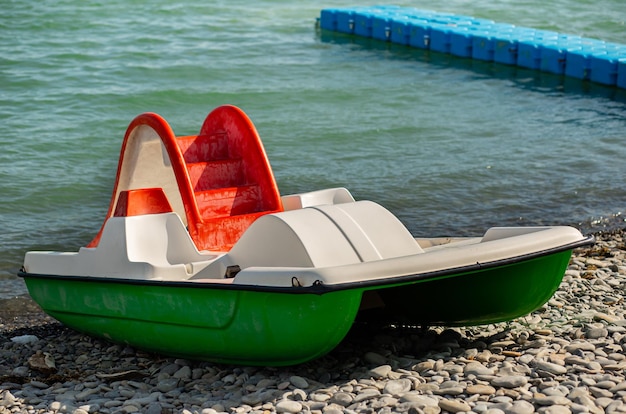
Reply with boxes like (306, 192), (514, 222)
(24, 188), (585, 288)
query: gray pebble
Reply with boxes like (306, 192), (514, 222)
(240, 392), (263, 406)
(585, 327), (608, 339)
(564, 341), (596, 353)
(433, 386), (465, 396)
(364, 351), (387, 365)
(329, 392), (354, 406)
(491, 375), (528, 388)
(533, 360), (568, 375)
(535, 395), (572, 406)
(156, 378), (179, 393)
(145, 402), (165, 414)
(353, 389), (381, 403)
(289, 375), (309, 389)
(159, 363), (180, 375)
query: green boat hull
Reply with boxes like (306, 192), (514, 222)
(21, 249), (573, 365)
(23, 277), (363, 366)
(374, 249), (573, 326)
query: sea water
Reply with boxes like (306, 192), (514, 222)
(1, 0), (625, 299)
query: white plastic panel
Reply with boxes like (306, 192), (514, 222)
(116, 125), (186, 225)
(226, 208), (362, 269)
(232, 225), (587, 287)
(281, 187), (355, 210)
(223, 201), (422, 274)
(311, 201), (423, 259)
(24, 213), (216, 280)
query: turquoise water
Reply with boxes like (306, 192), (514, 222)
(1, 0), (625, 298)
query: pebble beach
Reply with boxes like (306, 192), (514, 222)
(1, 230), (625, 414)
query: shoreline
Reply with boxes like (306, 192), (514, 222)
(1, 229), (625, 414)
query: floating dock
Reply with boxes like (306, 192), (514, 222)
(319, 5), (626, 89)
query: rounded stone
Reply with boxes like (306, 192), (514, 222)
(491, 375), (528, 388)
(289, 375), (309, 389)
(508, 400), (536, 414)
(537, 405), (572, 414)
(353, 389), (381, 403)
(364, 352), (387, 365)
(276, 400), (303, 413)
(156, 378), (179, 393)
(383, 379), (412, 396)
(585, 328), (608, 339)
(173, 366), (191, 380)
(159, 363), (180, 375)
(413, 361), (435, 372)
(329, 392), (354, 407)
(534, 395), (572, 406)
(564, 342), (596, 353)
(434, 386), (465, 396)
(464, 361), (495, 376)
(369, 364), (392, 379)
(438, 399), (471, 413)
(466, 384), (496, 395)
(399, 392), (439, 407)
(533, 361), (568, 375)
(145, 402), (165, 414)
(241, 392), (263, 406)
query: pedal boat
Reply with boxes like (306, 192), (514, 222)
(19, 105), (593, 366)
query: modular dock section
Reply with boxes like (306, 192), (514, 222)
(319, 6), (626, 89)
